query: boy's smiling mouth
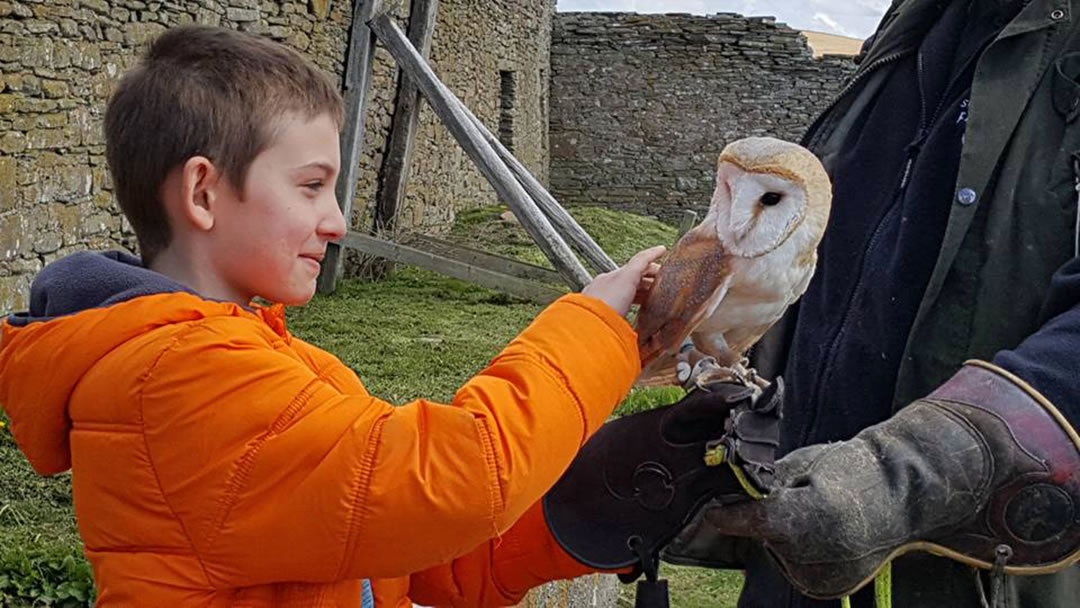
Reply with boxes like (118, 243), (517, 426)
(299, 252), (325, 272)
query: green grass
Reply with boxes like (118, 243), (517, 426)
(0, 413), (93, 606)
(0, 205), (743, 606)
(647, 565), (745, 608)
(448, 204), (679, 271)
(288, 267), (545, 403)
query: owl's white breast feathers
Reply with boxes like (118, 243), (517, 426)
(694, 226), (818, 357)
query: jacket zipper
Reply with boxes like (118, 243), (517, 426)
(801, 50), (915, 148)
(794, 52), (920, 447)
(902, 25), (998, 190)
(898, 51), (932, 192)
(1073, 158), (1080, 258)
(802, 33), (994, 444)
(801, 50), (937, 446)
(800, 199), (906, 447)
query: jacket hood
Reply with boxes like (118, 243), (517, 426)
(8, 251), (193, 326)
(0, 251), (257, 475)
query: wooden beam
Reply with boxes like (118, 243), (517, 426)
(373, 0), (438, 236)
(369, 14), (593, 290)
(467, 111), (617, 273)
(317, 0), (382, 294)
(405, 234), (564, 284)
(338, 231), (565, 303)
(678, 209), (698, 238)
(369, 0), (398, 18)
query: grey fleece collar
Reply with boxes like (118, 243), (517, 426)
(7, 251), (196, 327)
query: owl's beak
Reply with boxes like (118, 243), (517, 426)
(714, 161), (751, 240)
(725, 174), (755, 240)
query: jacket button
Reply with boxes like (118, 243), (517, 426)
(1052, 8), (1066, 20)
(957, 188), (978, 206)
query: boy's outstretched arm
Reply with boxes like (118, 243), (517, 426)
(406, 499), (596, 607)
(132, 248), (664, 590)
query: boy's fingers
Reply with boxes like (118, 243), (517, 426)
(626, 246), (668, 273)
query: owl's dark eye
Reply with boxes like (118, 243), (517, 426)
(760, 192), (784, 207)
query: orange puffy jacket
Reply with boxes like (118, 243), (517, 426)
(0, 252), (640, 607)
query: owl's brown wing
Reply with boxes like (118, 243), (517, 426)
(635, 224), (733, 375)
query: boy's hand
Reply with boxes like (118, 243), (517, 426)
(582, 245), (666, 317)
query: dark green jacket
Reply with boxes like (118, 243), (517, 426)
(750, 0), (1080, 605)
(761, 0), (1080, 408)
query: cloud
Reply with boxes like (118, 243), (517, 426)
(811, 12), (854, 37)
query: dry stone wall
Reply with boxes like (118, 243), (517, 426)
(548, 12), (857, 222)
(0, 0), (554, 312)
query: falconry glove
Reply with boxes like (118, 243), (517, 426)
(542, 375), (782, 602)
(663, 362), (1080, 603)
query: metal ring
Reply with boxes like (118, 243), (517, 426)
(1052, 8), (1066, 20)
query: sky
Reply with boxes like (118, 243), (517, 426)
(555, 0), (892, 40)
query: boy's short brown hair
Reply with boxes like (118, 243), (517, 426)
(105, 25), (344, 264)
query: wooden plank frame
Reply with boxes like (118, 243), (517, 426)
(678, 209), (698, 238)
(318, 1), (624, 297)
(404, 234), (564, 284)
(338, 231), (565, 303)
(462, 108), (617, 274)
(369, 14), (593, 290)
(317, 0), (383, 294)
(373, 0), (438, 235)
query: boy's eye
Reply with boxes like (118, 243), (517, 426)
(303, 181), (325, 192)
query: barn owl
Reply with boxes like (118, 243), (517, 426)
(636, 137), (832, 386)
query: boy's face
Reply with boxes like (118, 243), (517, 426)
(212, 112), (346, 306)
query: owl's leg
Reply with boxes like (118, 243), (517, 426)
(675, 338), (717, 386)
(681, 335), (768, 395)
(691, 331), (741, 368)
(677, 338), (749, 390)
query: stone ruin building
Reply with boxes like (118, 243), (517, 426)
(0, 0), (856, 312)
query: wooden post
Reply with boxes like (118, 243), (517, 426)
(372, 0), (438, 237)
(463, 111), (617, 274)
(369, 14), (593, 290)
(678, 209), (698, 239)
(317, 0), (382, 294)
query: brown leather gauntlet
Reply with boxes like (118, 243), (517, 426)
(662, 361), (1080, 600)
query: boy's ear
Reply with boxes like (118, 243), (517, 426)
(179, 156), (222, 232)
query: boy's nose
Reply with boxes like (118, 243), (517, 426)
(320, 197), (348, 240)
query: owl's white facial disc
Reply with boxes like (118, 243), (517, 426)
(711, 161), (807, 258)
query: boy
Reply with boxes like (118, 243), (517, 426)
(0, 25), (667, 606)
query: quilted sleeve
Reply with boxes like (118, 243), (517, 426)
(137, 294), (639, 587)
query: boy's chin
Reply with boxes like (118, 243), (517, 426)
(281, 290), (317, 307)
(261, 284), (317, 307)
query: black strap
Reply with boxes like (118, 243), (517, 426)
(629, 535), (671, 608)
